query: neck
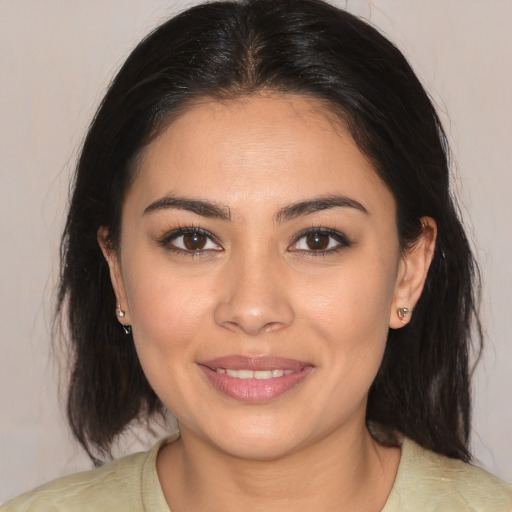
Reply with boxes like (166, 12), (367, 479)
(157, 423), (400, 512)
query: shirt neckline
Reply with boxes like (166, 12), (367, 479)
(141, 433), (410, 512)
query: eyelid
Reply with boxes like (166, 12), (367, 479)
(158, 226), (223, 253)
(156, 226), (350, 256)
(289, 227), (351, 253)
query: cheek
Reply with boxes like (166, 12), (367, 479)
(301, 264), (396, 339)
(298, 252), (397, 379)
(124, 264), (213, 357)
(121, 267), (216, 413)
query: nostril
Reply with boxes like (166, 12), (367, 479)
(262, 322), (283, 333)
(213, 279), (295, 335)
(221, 320), (242, 333)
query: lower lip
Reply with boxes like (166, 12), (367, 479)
(199, 365), (313, 403)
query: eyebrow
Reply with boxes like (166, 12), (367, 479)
(143, 196), (232, 220)
(143, 194), (368, 222)
(275, 195), (369, 222)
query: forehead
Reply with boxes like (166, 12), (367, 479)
(128, 94), (394, 217)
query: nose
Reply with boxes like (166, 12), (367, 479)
(213, 253), (294, 336)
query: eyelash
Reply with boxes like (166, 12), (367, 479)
(157, 226), (351, 256)
(289, 227), (351, 255)
(158, 227), (222, 256)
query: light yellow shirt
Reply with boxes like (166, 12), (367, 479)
(2, 435), (511, 511)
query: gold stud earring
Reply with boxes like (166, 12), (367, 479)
(397, 307), (410, 323)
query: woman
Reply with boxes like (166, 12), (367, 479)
(3, 0), (510, 510)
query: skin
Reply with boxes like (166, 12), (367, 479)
(99, 94), (436, 511)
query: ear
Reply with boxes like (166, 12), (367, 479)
(97, 226), (132, 326)
(389, 217), (437, 329)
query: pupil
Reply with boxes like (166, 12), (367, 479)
(184, 232), (206, 250)
(306, 232), (329, 250)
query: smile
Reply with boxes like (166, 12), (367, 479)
(215, 368), (297, 379)
(198, 356), (313, 403)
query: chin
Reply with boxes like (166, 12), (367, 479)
(196, 413), (310, 461)
(217, 434), (301, 461)
(175, 410), (300, 461)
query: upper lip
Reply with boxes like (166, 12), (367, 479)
(198, 355), (312, 371)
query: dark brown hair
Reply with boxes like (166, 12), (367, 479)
(58, 0), (481, 465)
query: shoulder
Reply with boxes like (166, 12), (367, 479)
(384, 438), (512, 512)
(1, 452), (147, 512)
(1, 436), (174, 512)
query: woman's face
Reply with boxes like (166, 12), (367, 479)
(103, 94), (431, 460)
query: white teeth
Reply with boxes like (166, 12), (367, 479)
(237, 369), (254, 380)
(216, 368), (296, 380)
(254, 370), (273, 380)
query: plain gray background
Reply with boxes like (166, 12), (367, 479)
(1, 0), (511, 502)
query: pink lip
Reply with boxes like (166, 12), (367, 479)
(200, 355), (310, 371)
(198, 355), (314, 403)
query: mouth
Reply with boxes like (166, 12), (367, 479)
(198, 355), (313, 403)
(215, 368), (297, 379)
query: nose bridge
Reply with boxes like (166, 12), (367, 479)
(214, 243), (294, 335)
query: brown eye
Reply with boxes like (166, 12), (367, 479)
(305, 232), (330, 250)
(183, 232), (207, 250)
(161, 228), (222, 253)
(290, 229), (350, 254)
